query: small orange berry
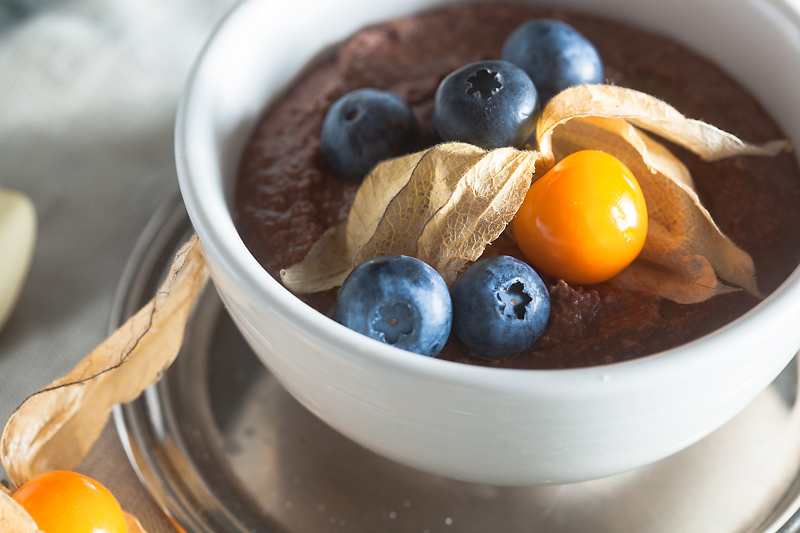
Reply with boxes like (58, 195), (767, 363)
(512, 150), (648, 284)
(12, 470), (128, 533)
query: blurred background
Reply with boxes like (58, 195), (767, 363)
(0, 0), (236, 529)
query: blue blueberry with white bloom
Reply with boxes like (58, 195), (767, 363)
(321, 88), (419, 182)
(432, 60), (538, 150)
(451, 255), (550, 357)
(502, 19), (604, 104)
(334, 255), (452, 357)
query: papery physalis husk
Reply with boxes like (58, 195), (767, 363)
(0, 489), (42, 533)
(126, 512), (149, 533)
(539, 85), (786, 302)
(281, 144), (544, 290)
(281, 84), (788, 303)
(0, 236), (208, 490)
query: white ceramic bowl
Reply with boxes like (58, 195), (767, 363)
(176, 0), (800, 485)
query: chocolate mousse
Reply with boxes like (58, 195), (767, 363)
(233, 3), (800, 369)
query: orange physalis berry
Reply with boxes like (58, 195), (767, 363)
(12, 470), (128, 533)
(511, 150), (648, 285)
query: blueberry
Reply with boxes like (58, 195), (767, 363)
(502, 19), (604, 104)
(432, 60), (538, 150)
(321, 88), (419, 181)
(334, 255), (452, 357)
(451, 256), (550, 358)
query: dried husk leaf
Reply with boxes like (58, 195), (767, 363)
(280, 148), (429, 293)
(125, 512), (149, 533)
(0, 236), (208, 487)
(0, 490), (41, 533)
(537, 84), (788, 164)
(281, 143), (543, 291)
(546, 116), (756, 302)
(535, 85), (784, 301)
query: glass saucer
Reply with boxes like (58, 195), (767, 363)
(113, 195), (800, 533)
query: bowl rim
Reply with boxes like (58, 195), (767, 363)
(175, 0), (800, 392)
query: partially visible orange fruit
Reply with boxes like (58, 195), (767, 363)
(512, 150), (648, 284)
(12, 470), (127, 533)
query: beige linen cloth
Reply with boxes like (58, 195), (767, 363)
(0, 0), (235, 530)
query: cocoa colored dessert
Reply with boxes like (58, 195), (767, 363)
(233, 3), (800, 369)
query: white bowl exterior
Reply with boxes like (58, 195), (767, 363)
(177, 0), (800, 485)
